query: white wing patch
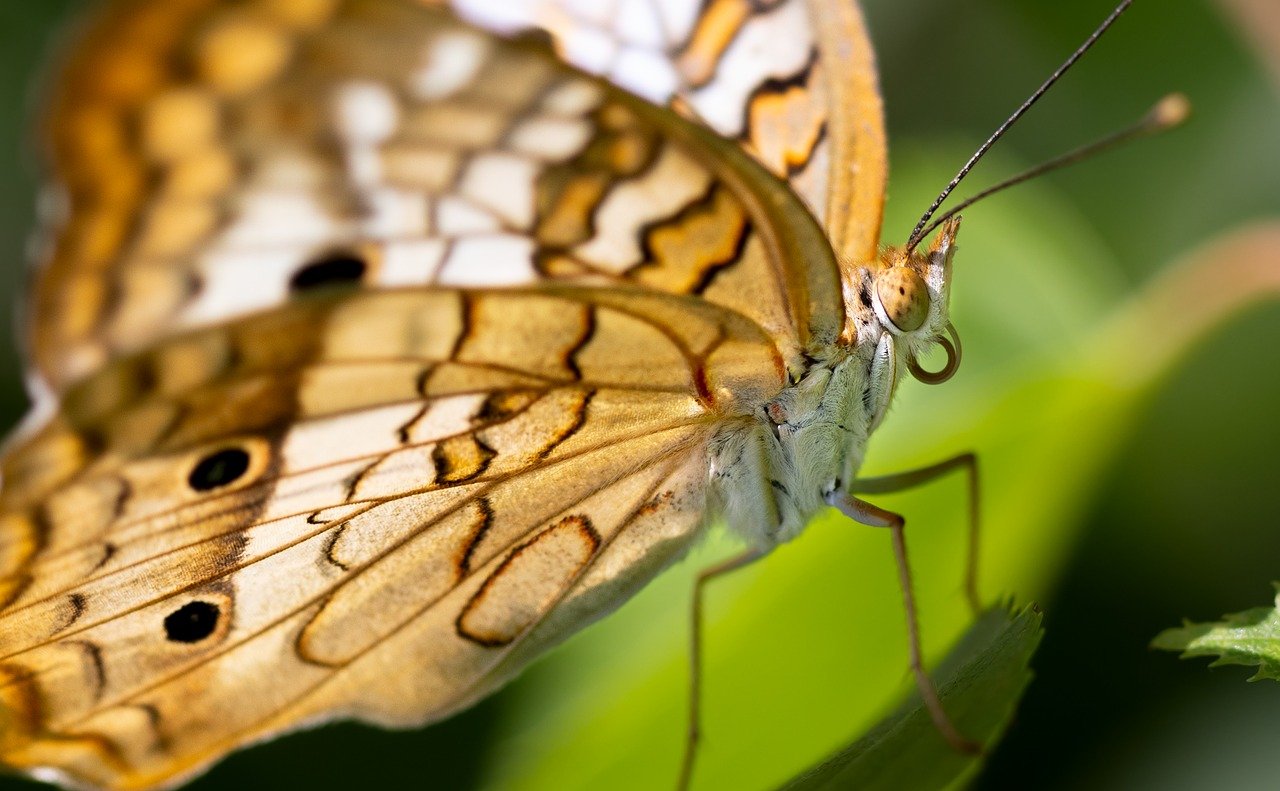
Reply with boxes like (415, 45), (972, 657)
(573, 145), (713, 272)
(686, 1), (814, 135)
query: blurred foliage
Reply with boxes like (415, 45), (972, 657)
(784, 605), (1043, 791)
(0, 1), (1278, 790)
(1154, 584), (1280, 683)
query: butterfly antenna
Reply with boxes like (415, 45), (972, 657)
(905, 0), (1135, 252)
(914, 93), (1189, 243)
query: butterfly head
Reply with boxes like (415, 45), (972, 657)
(869, 216), (962, 386)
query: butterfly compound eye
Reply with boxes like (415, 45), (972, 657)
(875, 267), (931, 333)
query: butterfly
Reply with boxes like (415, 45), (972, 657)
(0, 0), (978, 788)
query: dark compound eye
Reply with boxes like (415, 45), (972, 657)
(188, 448), (250, 491)
(290, 252), (367, 291)
(164, 600), (220, 643)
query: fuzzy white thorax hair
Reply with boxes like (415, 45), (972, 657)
(708, 218), (961, 547)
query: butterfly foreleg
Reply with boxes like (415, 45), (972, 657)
(849, 452), (982, 613)
(827, 491), (980, 754)
(676, 547), (766, 791)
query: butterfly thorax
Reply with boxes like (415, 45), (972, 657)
(710, 219), (962, 547)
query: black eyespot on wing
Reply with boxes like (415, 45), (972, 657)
(188, 448), (250, 491)
(290, 252), (367, 292)
(164, 601), (220, 643)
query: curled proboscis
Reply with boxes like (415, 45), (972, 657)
(908, 323), (962, 385)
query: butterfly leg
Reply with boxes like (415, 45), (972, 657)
(677, 547), (766, 791)
(850, 452), (982, 614)
(827, 487), (982, 755)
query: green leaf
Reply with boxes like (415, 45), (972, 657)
(1153, 584), (1280, 682)
(782, 604), (1043, 791)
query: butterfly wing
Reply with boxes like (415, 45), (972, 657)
(28, 0), (858, 391)
(444, 0), (889, 262)
(4, 0), (889, 787)
(0, 285), (784, 790)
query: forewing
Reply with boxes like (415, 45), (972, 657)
(447, 0), (889, 264)
(30, 0), (840, 390)
(0, 285), (784, 790)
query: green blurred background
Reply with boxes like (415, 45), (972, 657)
(1, 0), (1279, 789)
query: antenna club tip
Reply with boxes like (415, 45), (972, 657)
(1150, 93), (1191, 128)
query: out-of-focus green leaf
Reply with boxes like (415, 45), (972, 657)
(783, 604), (1042, 791)
(1153, 584), (1280, 682)
(1220, 0), (1280, 87)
